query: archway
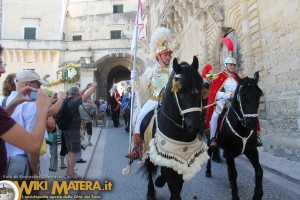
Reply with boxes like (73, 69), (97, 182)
(93, 54), (144, 100)
(213, 27), (243, 72)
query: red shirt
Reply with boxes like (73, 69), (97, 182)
(0, 106), (16, 179)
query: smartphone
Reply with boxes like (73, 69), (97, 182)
(29, 91), (38, 100)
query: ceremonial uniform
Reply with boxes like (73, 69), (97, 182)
(126, 27), (173, 160)
(205, 71), (238, 142)
(134, 64), (169, 134)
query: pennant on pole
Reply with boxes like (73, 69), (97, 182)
(131, 0), (146, 58)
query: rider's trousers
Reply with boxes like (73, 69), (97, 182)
(210, 98), (227, 140)
(134, 99), (158, 134)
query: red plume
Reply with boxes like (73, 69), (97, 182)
(201, 64), (213, 78)
(222, 37), (234, 51)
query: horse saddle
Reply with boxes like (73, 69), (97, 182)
(140, 109), (157, 156)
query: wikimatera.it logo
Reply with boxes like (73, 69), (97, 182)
(0, 180), (113, 200)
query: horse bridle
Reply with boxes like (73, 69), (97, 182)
(225, 84), (259, 154)
(161, 74), (203, 129)
(229, 85), (258, 127)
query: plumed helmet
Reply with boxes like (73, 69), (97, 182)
(224, 57), (236, 65)
(222, 37), (236, 66)
(201, 64), (213, 79)
(149, 27), (173, 61)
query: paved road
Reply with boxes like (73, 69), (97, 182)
(86, 118), (300, 200)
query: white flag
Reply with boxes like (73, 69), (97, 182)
(131, 0), (146, 57)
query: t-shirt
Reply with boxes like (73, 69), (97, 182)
(67, 96), (82, 130)
(99, 101), (107, 112)
(79, 103), (93, 123)
(0, 106), (16, 179)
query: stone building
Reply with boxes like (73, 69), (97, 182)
(140, 0), (300, 161)
(0, 0), (145, 99)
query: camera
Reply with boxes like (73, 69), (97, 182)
(29, 91), (38, 100)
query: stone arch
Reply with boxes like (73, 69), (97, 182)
(94, 54), (144, 100)
(212, 27), (243, 72)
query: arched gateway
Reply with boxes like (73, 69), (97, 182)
(93, 54), (144, 100)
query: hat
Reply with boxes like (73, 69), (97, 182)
(149, 27), (173, 61)
(222, 37), (237, 66)
(201, 64), (213, 79)
(15, 70), (48, 84)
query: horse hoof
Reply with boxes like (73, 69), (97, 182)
(155, 176), (166, 188)
(205, 172), (212, 178)
(147, 195), (156, 200)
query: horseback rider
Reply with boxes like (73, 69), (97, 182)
(125, 27), (173, 160)
(205, 38), (262, 148)
(201, 63), (222, 162)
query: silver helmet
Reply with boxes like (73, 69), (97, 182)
(224, 56), (236, 66)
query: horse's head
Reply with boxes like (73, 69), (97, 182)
(162, 56), (204, 134)
(234, 72), (263, 129)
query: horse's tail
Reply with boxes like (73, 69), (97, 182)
(138, 158), (158, 180)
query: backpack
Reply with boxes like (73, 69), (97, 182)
(55, 98), (73, 130)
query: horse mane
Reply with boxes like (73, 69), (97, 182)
(233, 76), (263, 105)
(174, 61), (203, 93)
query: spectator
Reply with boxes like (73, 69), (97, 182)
(5, 69), (67, 178)
(1, 73), (16, 106)
(0, 44), (51, 179)
(63, 83), (97, 179)
(79, 98), (95, 146)
(98, 99), (107, 128)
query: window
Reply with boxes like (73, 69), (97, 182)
(72, 35), (82, 41)
(24, 27), (36, 39)
(63, 69), (68, 78)
(113, 5), (123, 13)
(110, 30), (121, 39)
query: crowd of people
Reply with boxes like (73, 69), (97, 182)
(0, 43), (104, 180)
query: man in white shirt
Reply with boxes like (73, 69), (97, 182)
(6, 69), (66, 178)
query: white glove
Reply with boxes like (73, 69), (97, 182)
(130, 70), (138, 80)
(222, 93), (231, 100)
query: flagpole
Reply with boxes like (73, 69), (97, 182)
(122, 0), (141, 176)
(128, 21), (139, 153)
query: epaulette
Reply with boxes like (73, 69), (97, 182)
(213, 73), (219, 80)
(238, 73), (245, 79)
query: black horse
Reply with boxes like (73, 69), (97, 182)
(205, 72), (263, 200)
(140, 56), (209, 200)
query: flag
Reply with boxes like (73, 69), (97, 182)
(131, 0), (146, 58)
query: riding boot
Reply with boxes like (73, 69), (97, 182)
(125, 134), (142, 160)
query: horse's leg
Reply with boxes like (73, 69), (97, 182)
(244, 150), (263, 200)
(162, 167), (183, 200)
(155, 168), (166, 188)
(146, 159), (156, 200)
(205, 137), (213, 178)
(124, 116), (129, 132)
(225, 152), (240, 200)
